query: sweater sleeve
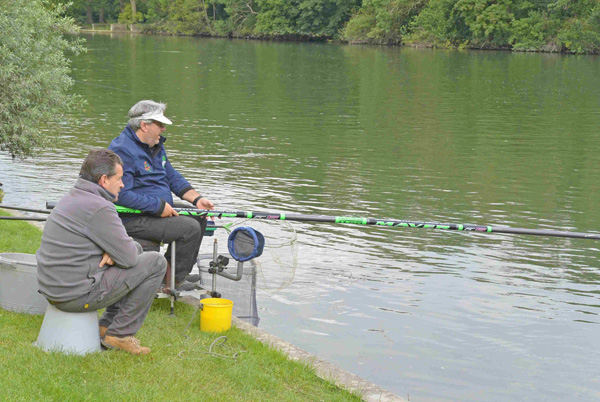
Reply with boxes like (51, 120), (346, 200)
(85, 206), (139, 268)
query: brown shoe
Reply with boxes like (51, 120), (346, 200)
(101, 335), (151, 355)
(99, 326), (108, 339)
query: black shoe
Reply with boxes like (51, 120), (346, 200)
(185, 274), (201, 283)
(175, 280), (196, 291)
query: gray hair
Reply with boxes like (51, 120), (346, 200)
(80, 149), (123, 184)
(128, 100), (167, 131)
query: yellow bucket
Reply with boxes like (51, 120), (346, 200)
(200, 298), (234, 332)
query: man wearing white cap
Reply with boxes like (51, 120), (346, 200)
(108, 100), (215, 291)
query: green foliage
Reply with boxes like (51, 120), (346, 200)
(296, 0), (360, 37)
(222, 0), (260, 36)
(165, 0), (213, 35)
(254, 0), (300, 35)
(558, 17), (600, 53)
(0, 0), (85, 158)
(405, 0), (468, 46)
(454, 0), (513, 45)
(48, 0), (123, 25)
(405, 0), (600, 53)
(118, 3), (144, 23)
(342, 5), (378, 43)
(509, 10), (560, 51)
(344, 0), (429, 44)
(143, 0), (171, 23)
(255, 0), (359, 38)
(47, 0), (600, 53)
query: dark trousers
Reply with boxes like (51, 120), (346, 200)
(54, 251), (167, 337)
(123, 215), (207, 283)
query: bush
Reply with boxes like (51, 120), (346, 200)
(510, 10), (561, 51)
(558, 17), (600, 53)
(0, 0), (84, 158)
(405, 0), (468, 47)
(118, 4), (144, 24)
(342, 6), (378, 43)
(343, 0), (428, 45)
(453, 0), (513, 46)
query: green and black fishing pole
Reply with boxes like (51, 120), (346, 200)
(43, 202), (600, 241)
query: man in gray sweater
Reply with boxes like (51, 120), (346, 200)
(36, 149), (167, 355)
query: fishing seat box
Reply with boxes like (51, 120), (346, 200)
(0, 253), (48, 315)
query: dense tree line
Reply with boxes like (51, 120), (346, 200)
(58, 0), (600, 53)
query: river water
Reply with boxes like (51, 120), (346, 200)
(1, 33), (600, 401)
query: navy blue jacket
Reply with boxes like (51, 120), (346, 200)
(108, 125), (193, 216)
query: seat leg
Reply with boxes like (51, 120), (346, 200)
(170, 241), (176, 315)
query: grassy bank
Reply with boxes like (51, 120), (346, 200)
(0, 210), (359, 401)
(0, 210), (43, 253)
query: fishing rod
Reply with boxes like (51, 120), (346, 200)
(0, 205), (51, 214)
(44, 202), (600, 240)
(0, 204), (49, 221)
(0, 216), (47, 221)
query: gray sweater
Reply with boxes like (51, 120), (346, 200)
(37, 178), (141, 302)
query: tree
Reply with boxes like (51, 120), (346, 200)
(0, 0), (85, 158)
(224, 0), (258, 28)
(255, 0), (358, 37)
(343, 0), (428, 44)
(453, 0), (514, 46)
(86, 0), (93, 23)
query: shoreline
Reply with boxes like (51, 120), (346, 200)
(76, 26), (597, 56)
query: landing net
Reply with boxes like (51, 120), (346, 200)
(196, 218), (298, 326)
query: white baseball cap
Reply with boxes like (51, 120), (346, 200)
(141, 110), (173, 125)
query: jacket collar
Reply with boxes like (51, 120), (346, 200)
(123, 125), (167, 148)
(74, 178), (117, 203)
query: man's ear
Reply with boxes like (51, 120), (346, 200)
(98, 174), (108, 189)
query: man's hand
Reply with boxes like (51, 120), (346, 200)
(161, 203), (179, 218)
(99, 252), (114, 268)
(196, 197), (217, 220)
(195, 197), (215, 210)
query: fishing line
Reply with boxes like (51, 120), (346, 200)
(178, 336), (243, 360)
(179, 302), (245, 360)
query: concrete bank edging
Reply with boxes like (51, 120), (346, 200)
(180, 296), (405, 402)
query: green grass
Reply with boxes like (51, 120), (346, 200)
(0, 210), (43, 253)
(0, 210), (360, 401)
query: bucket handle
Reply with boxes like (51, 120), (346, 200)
(0, 255), (17, 269)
